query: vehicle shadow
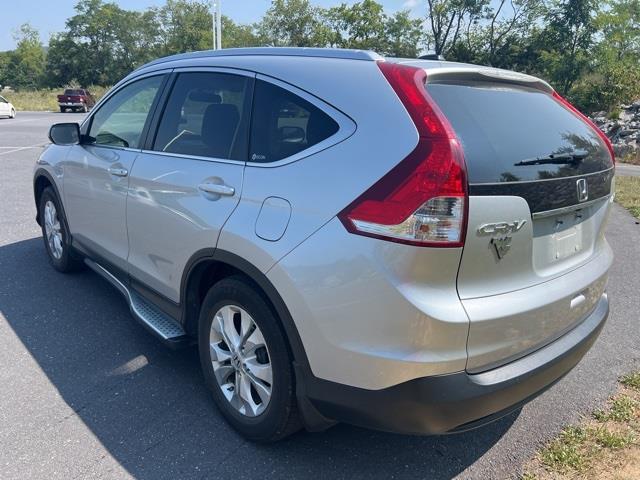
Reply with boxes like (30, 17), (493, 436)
(0, 237), (517, 479)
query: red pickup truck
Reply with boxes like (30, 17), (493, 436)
(57, 89), (95, 113)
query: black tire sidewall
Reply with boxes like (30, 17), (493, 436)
(198, 277), (297, 441)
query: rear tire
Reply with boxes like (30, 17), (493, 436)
(59, 107), (65, 113)
(38, 187), (84, 273)
(9, 109), (15, 118)
(198, 276), (301, 442)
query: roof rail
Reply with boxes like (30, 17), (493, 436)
(138, 47), (384, 71)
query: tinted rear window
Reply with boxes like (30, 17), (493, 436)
(65, 89), (84, 96)
(427, 83), (613, 184)
(249, 80), (339, 163)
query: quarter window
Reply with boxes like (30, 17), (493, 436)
(88, 75), (163, 149)
(249, 80), (339, 163)
(153, 72), (251, 161)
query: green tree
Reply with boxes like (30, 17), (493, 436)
(425, 0), (487, 55)
(258, 0), (329, 47)
(5, 24), (46, 89)
(326, 0), (387, 51)
(62, 0), (150, 85)
(385, 10), (425, 57)
(597, 0), (640, 61)
(158, 0), (213, 53)
(540, 0), (600, 95)
(0, 51), (11, 88)
(481, 0), (546, 67)
(222, 15), (261, 48)
(44, 33), (88, 88)
(570, 0), (640, 111)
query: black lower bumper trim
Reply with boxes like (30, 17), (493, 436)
(298, 294), (609, 435)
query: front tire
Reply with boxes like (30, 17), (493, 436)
(9, 109), (15, 118)
(38, 187), (83, 272)
(198, 277), (301, 442)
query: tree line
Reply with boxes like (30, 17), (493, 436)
(1, 0), (639, 113)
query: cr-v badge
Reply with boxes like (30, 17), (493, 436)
(477, 220), (527, 259)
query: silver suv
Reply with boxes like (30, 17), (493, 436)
(34, 48), (614, 442)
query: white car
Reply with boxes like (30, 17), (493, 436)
(0, 95), (16, 118)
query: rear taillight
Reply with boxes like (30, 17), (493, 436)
(337, 62), (468, 247)
(552, 91), (615, 165)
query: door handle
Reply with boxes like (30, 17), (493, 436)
(108, 167), (128, 177)
(198, 183), (235, 196)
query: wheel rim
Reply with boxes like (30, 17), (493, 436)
(209, 305), (273, 417)
(44, 200), (63, 260)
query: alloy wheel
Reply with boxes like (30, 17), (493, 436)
(44, 200), (63, 260)
(209, 305), (273, 417)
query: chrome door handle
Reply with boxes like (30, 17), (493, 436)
(108, 167), (128, 177)
(198, 183), (235, 196)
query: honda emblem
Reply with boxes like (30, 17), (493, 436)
(576, 178), (588, 202)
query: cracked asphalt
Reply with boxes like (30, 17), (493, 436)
(0, 112), (639, 479)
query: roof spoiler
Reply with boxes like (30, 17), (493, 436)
(419, 54), (446, 61)
(425, 67), (553, 94)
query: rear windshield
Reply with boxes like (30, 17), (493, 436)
(64, 89), (84, 96)
(426, 82), (613, 184)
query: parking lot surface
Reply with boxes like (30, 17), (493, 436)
(1, 112), (639, 479)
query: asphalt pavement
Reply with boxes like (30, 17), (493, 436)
(0, 112), (639, 480)
(617, 161), (640, 177)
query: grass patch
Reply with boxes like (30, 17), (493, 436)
(1, 86), (110, 112)
(621, 372), (640, 391)
(615, 175), (640, 219)
(539, 426), (590, 472)
(591, 426), (634, 449)
(593, 395), (638, 422)
(523, 370), (640, 479)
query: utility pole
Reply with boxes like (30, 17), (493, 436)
(212, 0), (222, 50)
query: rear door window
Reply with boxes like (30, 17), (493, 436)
(249, 79), (339, 163)
(426, 83), (613, 184)
(153, 72), (252, 161)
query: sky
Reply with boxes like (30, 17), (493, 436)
(1, 0), (423, 51)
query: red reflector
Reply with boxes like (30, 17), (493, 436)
(552, 91), (615, 165)
(338, 62), (468, 247)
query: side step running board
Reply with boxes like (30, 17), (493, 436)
(85, 258), (190, 348)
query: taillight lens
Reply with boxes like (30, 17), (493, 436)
(337, 62), (468, 247)
(552, 91), (615, 165)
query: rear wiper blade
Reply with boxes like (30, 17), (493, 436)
(514, 151), (589, 167)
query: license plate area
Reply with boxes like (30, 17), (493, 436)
(549, 213), (583, 261)
(532, 208), (595, 275)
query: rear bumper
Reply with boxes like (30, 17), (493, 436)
(58, 102), (85, 107)
(299, 293), (608, 435)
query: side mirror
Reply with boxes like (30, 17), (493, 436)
(49, 123), (80, 145)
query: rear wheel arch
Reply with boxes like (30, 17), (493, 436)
(181, 249), (310, 371)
